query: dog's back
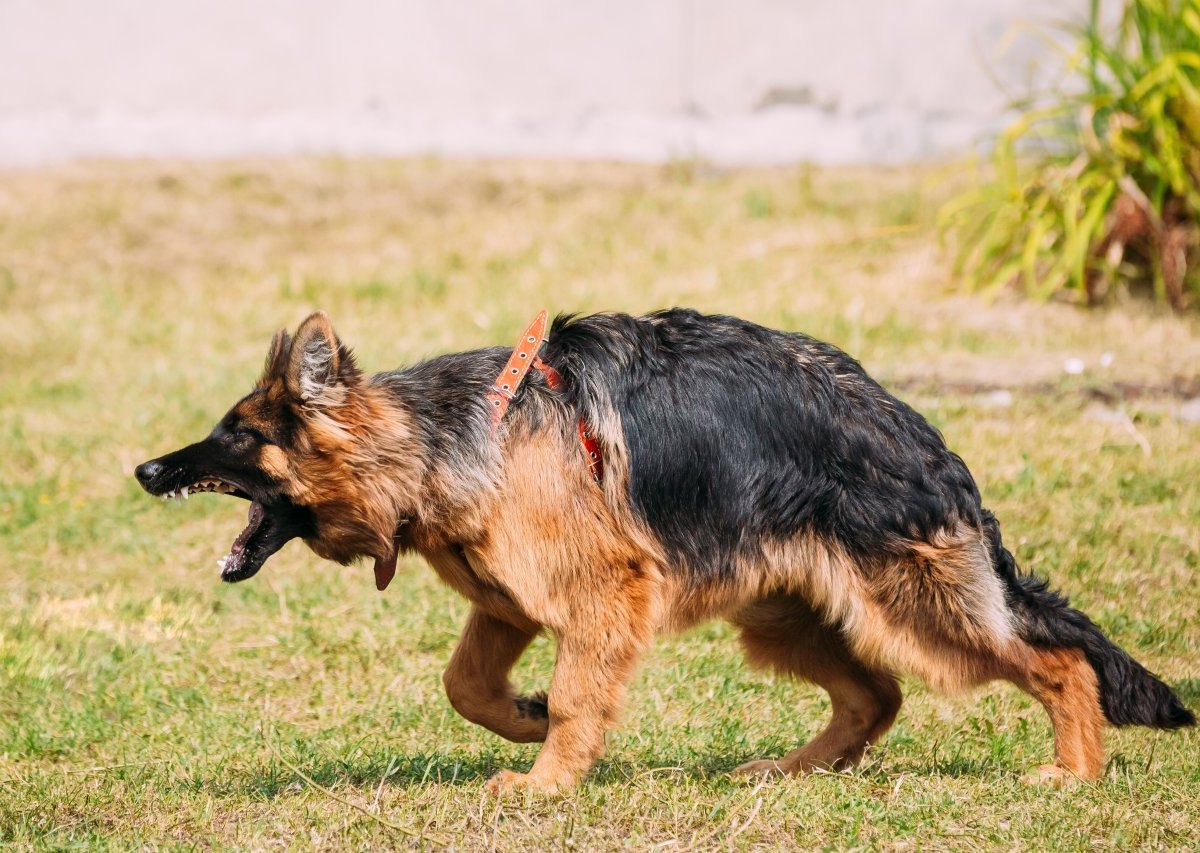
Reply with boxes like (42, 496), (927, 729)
(545, 309), (981, 579)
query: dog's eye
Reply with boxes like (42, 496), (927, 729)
(225, 428), (260, 446)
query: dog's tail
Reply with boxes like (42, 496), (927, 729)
(982, 509), (1194, 729)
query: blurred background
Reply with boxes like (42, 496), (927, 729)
(4, 0), (1063, 166)
(2, 1), (1198, 848)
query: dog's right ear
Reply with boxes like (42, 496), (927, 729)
(285, 311), (362, 406)
(259, 329), (293, 386)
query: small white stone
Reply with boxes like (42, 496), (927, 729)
(976, 389), (1013, 409)
(1084, 403), (1126, 424)
(1179, 398), (1200, 423)
(1064, 358), (1085, 375)
(1099, 352), (1115, 368)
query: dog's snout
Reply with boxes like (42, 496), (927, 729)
(135, 459), (163, 487)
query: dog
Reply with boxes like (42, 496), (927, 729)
(135, 308), (1194, 793)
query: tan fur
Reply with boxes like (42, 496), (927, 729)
(421, 425), (659, 793)
(732, 596), (902, 775)
(292, 393), (426, 565)
(1007, 645), (1106, 781)
(442, 607), (548, 743)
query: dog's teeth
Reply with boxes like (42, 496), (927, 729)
(161, 494), (169, 502)
(181, 487), (189, 499)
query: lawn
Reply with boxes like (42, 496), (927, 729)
(0, 158), (1197, 849)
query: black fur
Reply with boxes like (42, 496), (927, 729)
(374, 347), (508, 463)
(544, 309), (982, 576)
(982, 510), (1195, 729)
(513, 692), (549, 721)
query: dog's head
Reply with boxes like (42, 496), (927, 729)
(136, 312), (413, 585)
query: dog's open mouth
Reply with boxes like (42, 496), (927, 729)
(151, 472), (313, 583)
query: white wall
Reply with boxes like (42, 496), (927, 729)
(0, 0), (1082, 165)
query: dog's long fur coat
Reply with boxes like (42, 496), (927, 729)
(136, 309), (1194, 793)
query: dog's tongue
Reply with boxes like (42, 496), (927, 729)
(231, 501), (265, 554)
(373, 550), (397, 591)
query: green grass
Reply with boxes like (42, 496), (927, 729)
(1, 158), (1198, 849)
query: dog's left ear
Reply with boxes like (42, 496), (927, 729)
(286, 312), (362, 405)
(259, 328), (293, 385)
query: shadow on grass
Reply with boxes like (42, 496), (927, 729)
(189, 750), (513, 800)
(194, 750), (771, 800)
(187, 728), (1071, 800)
(197, 747), (1035, 800)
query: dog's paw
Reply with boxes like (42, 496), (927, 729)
(484, 769), (563, 797)
(730, 758), (788, 779)
(1020, 764), (1081, 788)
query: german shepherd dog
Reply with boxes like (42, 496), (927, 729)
(135, 309), (1193, 793)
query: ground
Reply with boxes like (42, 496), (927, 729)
(0, 159), (1197, 850)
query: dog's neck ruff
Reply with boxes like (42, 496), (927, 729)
(486, 310), (604, 486)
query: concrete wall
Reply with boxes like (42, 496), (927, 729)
(0, 0), (1083, 166)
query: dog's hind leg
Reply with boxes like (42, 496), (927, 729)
(443, 606), (549, 743)
(1007, 645), (1106, 784)
(862, 525), (1114, 782)
(730, 595), (902, 776)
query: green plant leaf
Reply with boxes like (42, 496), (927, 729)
(940, 0), (1199, 312)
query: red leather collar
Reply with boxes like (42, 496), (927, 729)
(487, 310), (604, 485)
(486, 310), (550, 427)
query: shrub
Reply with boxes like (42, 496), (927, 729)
(940, 0), (1200, 311)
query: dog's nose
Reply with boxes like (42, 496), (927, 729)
(135, 460), (163, 487)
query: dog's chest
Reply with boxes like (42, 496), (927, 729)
(421, 543), (529, 624)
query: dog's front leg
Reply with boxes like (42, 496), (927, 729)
(443, 606), (549, 743)
(486, 603), (650, 795)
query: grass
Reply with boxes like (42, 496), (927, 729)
(1, 158), (1198, 849)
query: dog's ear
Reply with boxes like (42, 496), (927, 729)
(259, 328), (292, 385)
(286, 312), (361, 405)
